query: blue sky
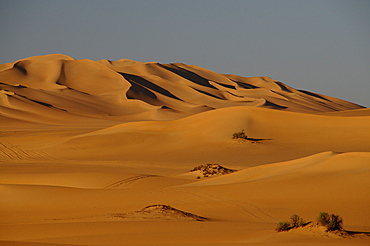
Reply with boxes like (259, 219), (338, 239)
(1, 0), (369, 106)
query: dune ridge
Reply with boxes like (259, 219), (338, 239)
(0, 54), (364, 125)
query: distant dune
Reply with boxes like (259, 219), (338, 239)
(0, 55), (369, 245)
(0, 54), (363, 125)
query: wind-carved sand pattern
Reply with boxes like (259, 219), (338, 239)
(111, 205), (209, 221)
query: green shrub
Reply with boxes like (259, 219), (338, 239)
(317, 212), (330, 226)
(326, 214), (343, 231)
(275, 221), (291, 232)
(232, 129), (247, 139)
(317, 212), (343, 231)
(290, 214), (305, 228)
(276, 212), (344, 233)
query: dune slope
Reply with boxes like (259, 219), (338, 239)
(42, 106), (370, 167)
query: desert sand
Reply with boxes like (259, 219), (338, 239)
(0, 54), (369, 245)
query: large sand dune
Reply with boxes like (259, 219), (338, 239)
(0, 54), (363, 125)
(0, 55), (369, 245)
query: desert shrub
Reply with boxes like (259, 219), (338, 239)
(275, 221), (291, 232)
(290, 214), (305, 228)
(317, 212), (343, 231)
(317, 212), (330, 226)
(232, 129), (247, 139)
(276, 212), (344, 233)
(326, 214), (343, 231)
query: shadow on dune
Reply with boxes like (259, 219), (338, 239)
(275, 81), (293, 92)
(346, 230), (370, 237)
(159, 63), (217, 89)
(263, 100), (288, 109)
(124, 77), (158, 101)
(120, 73), (182, 101)
(232, 80), (260, 89)
(13, 62), (28, 75)
(192, 87), (224, 99)
(299, 89), (330, 101)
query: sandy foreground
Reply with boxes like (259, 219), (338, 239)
(1, 55), (369, 245)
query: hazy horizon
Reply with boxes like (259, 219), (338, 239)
(1, 0), (369, 106)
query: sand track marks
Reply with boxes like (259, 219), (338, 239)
(104, 174), (158, 189)
(183, 189), (279, 223)
(0, 140), (58, 161)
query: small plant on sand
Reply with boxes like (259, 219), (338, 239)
(232, 129), (247, 139)
(327, 214), (343, 231)
(317, 212), (330, 226)
(317, 212), (343, 231)
(275, 221), (291, 232)
(276, 212), (344, 233)
(290, 214), (305, 228)
(276, 214), (306, 232)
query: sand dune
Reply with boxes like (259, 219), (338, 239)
(184, 151), (370, 186)
(0, 55), (369, 245)
(0, 54), (364, 125)
(42, 106), (370, 168)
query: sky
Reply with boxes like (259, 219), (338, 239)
(1, 0), (369, 107)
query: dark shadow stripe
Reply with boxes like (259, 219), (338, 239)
(233, 81), (259, 89)
(120, 73), (182, 100)
(14, 62), (27, 75)
(275, 81), (292, 92)
(299, 90), (330, 101)
(215, 82), (236, 89)
(159, 64), (217, 89)
(192, 87), (224, 99)
(264, 100), (288, 109)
